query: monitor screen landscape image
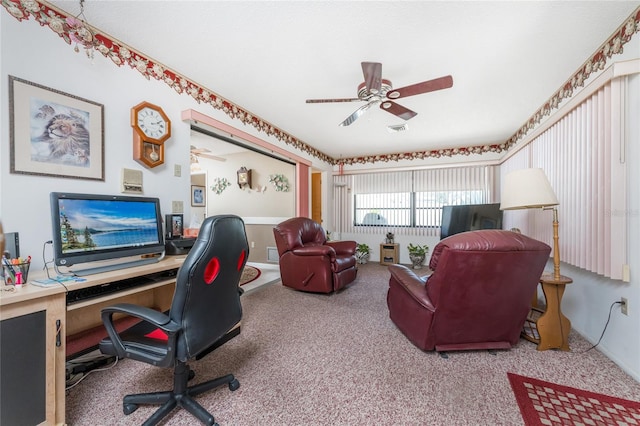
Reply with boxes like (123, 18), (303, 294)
(50, 192), (165, 272)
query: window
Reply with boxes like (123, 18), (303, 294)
(334, 166), (497, 237)
(354, 193), (411, 226)
(415, 190), (485, 227)
(354, 190), (485, 228)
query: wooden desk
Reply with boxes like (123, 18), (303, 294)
(0, 256), (185, 425)
(522, 273), (573, 351)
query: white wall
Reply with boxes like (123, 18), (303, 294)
(0, 15), (323, 271)
(558, 72), (640, 381)
(0, 17), (180, 270)
(202, 151), (295, 218)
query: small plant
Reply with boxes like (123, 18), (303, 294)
(407, 243), (429, 269)
(407, 243), (429, 256)
(356, 243), (371, 254)
(355, 243), (371, 264)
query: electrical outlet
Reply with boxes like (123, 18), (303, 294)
(172, 201), (183, 214)
(621, 297), (628, 315)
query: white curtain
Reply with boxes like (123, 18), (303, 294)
(332, 165), (497, 238)
(502, 79), (628, 280)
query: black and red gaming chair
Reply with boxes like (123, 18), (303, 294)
(99, 214), (249, 426)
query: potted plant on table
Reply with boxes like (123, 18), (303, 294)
(355, 243), (371, 264)
(407, 243), (429, 269)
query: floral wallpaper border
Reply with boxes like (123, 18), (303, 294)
(3, 1), (639, 167)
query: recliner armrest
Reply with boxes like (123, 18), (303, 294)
(388, 264), (435, 311)
(292, 245), (334, 257)
(326, 240), (356, 255)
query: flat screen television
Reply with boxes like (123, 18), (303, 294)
(50, 192), (165, 275)
(440, 203), (503, 240)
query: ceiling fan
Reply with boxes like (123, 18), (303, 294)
(190, 145), (226, 162)
(306, 62), (453, 127)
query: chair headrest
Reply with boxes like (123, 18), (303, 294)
(273, 217), (325, 251)
(429, 229), (551, 270)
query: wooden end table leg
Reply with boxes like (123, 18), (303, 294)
(536, 279), (571, 351)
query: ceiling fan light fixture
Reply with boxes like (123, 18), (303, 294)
(387, 123), (409, 133)
(312, 62), (453, 126)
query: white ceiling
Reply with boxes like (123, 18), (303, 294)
(49, 1), (640, 162)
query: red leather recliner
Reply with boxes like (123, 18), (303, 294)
(387, 230), (551, 352)
(273, 217), (357, 293)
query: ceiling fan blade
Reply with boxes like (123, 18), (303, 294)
(190, 145), (211, 154)
(380, 101), (418, 121)
(198, 153), (226, 162)
(386, 75), (453, 99)
(361, 62), (382, 94)
(306, 97), (362, 103)
(339, 101), (379, 127)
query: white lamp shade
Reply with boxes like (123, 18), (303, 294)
(500, 168), (559, 210)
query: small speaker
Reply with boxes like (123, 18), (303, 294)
(3, 232), (19, 258)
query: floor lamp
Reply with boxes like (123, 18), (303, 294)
(500, 168), (572, 351)
(500, 168), (562, 278)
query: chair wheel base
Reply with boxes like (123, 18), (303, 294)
(123, 403), (138, 415)
(229, 378), (240, 391)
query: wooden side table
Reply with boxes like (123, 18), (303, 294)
(380, 243), (399, 265)
(522, 273), (572, 351)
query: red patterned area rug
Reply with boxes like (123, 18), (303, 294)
(240, 265), (261, 286)
(508, 372), (640, 425)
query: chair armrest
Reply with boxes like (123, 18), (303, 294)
(326, 240), (356, 255)
(292, 245), (335, 257)
(388, 264), (434, 311)
(101, 303), (180, 359)
(102, 303), (173, 326)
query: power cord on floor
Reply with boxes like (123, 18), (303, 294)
(65, 353), (119, 391)
(577, 300), (622, 353)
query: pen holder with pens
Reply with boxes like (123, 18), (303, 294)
(2, 259), (30, 286)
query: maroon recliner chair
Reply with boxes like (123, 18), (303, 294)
(387, 230), (551, 352)
(273, 217), (357, 293)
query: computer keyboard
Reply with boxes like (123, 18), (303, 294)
(66, 268), (178, 305)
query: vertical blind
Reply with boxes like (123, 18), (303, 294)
(502, 79), (627, 280)
(332, 165), (497, 238)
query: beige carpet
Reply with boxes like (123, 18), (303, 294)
(65, 263), (640, 425)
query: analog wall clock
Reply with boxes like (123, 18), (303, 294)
(131, 101), (171, 168)
(237, 167), (252, 189)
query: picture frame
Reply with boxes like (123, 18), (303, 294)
(191, 185), (206, 207)
(9, 75), (105, 181)
(165, 214), (184, 240)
